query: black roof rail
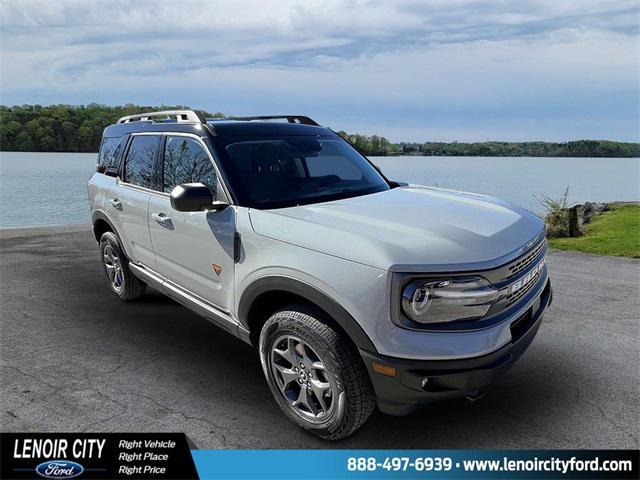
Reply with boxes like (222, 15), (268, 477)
(217, 115), (320, 126)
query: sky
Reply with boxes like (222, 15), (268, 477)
(1, 0), (639, 142)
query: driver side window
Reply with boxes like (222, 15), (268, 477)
(163, 136), (221, 197)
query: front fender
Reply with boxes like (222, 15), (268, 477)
(238, 275), (378, 352)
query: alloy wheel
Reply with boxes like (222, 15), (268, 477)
(269, 335), (336, 421)
(103, 244), (124, 293)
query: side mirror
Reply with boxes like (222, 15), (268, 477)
(170, 183), (227, 212)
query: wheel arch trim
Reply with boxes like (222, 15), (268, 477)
(238, 275), (377, 352)
(91, 210), (131, 258)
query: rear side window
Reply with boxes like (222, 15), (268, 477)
(124, 135), (160, 189)
(163, 136), (219, 195)
(97, 137), (123, 173)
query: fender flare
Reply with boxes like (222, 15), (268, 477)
(238, 275), (377, 352)
(91, 210), (119, 239)
(91, 211), (132, 258)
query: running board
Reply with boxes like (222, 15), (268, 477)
(129, 263), (251, 343)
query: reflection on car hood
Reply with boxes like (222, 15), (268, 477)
(249, 185), (545, 271)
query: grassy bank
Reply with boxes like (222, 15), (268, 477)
(549, 204), (640, 258)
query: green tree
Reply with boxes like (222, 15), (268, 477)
(1, 104), (638, 157)
(14, 131), (34, 151)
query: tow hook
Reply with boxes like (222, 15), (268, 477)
(465, 390), (485, 402)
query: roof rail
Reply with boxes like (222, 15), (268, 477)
(117, 110), (207, 124)
(221, 115), (319, 126)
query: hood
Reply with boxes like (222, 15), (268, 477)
(248, 186), (545, 271)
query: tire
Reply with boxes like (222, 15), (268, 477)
(99, 231), (146, 301)
(259, 304), (376, 440)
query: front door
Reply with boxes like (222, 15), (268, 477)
(148, 134), (235, 312)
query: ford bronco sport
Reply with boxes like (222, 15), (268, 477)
(88, 110), (552, 440)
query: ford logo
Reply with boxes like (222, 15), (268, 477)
(35, 460), (84, 479)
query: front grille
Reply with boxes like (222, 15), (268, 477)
(505, 261), (544, 306)
(507, 240), (546, 279)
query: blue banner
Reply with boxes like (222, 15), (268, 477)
(191, 449), (639, 479)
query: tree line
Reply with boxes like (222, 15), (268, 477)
(394, 139), (640, 158)
(0, 104), (223, 153)
(336, 133), (640, 157)
(1, 104), (638, 157)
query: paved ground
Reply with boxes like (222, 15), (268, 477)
(1, 227), (638, 448)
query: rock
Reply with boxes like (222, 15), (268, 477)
(544, 201), (610, 238)
(576, 202), (608, 227)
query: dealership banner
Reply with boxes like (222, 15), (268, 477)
(1, 433), (638, 479)
(192, 450), (638, 479)
(1, 433), (198, 479)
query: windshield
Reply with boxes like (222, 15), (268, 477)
(212, 135), (390, 209)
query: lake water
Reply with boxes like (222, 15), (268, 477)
(0, 152), (638, 229)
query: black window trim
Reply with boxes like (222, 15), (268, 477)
(97, 136), (115, 172)
(114, 131), (237, 205)
(119, 132), (163, 194)
(159, 132), (234, 204)
(97, 135), (129, 177)
(105, 134), (130, 178)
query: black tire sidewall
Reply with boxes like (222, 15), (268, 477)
(259, 311), (350, 437)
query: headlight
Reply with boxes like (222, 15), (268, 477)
(401, 276), (499, 325)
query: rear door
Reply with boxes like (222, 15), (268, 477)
(148, 134), (236, 311)
(106, 134), (161, 267)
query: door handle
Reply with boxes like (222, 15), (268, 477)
(152, 212), (173, 226)
(110, 198), (122, 210)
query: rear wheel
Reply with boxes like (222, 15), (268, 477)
(99, 231), (146, 301)
(259, 304), (375, 440)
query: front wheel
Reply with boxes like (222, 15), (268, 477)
(259, 304), (376, 440)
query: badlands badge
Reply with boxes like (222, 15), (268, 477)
(509, 257), (546, 295)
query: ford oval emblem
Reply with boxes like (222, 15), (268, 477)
(35, 460), (84, 479)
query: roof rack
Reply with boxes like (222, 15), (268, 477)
(220, 115), (319, 126)
(117, 110), (207, 124)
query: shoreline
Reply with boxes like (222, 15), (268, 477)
(2, 151), (640, 160)
(1, 201), (638, 236)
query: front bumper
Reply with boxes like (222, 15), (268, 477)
(360, 279), (552, 415)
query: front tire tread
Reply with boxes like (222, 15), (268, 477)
(260, 304), (376, 440)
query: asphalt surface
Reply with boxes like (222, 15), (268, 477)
(1, 227), (638, 448)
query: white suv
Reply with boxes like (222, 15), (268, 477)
(88, 110), (552, 440)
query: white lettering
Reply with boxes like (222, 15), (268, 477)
(72, 439), (106, 459)
(144, 440), (176, 448)
(509, 258), (545, 295)
(14, 439), (68, 459)
(44, 463), (76, 476)
(119, 440), (142, 449)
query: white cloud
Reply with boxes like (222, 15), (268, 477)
(0, 0), (638, 141)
